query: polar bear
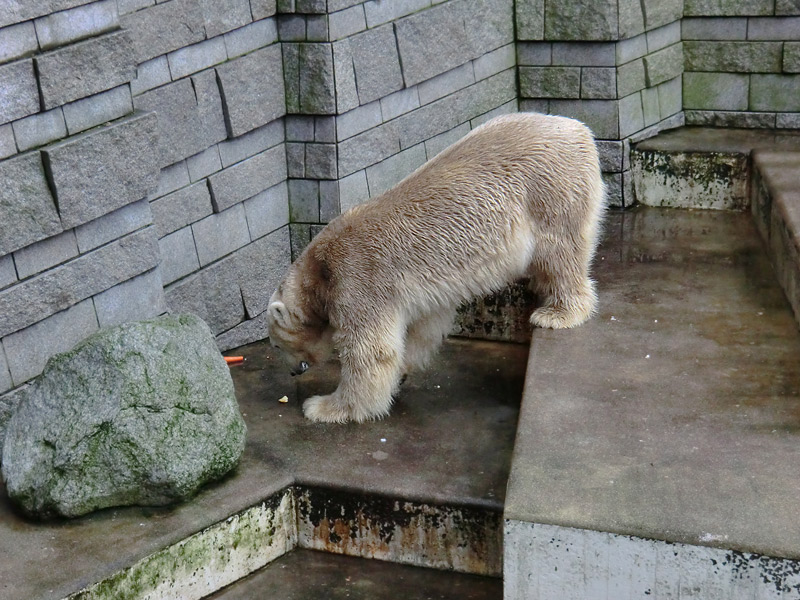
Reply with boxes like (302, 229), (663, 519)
(267, 112), (605, 423)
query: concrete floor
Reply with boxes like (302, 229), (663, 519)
(506, 206), (800, 560)
(0, 337), (526, 599)
(207, 549), (502, 600)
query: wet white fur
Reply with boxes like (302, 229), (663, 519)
(267, 113), (605, 423)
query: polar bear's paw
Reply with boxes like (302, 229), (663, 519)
(303, 394), (353, 423)
(531, 295), (597, 329)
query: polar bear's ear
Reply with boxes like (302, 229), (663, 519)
(268, 301), (290, 328)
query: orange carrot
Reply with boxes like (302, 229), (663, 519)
(224, 356), (244, 365)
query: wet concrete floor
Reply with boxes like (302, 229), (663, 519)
(207, 549), (502, 600)
(0, 337), (527, 599)
(506, 206), (800, 559)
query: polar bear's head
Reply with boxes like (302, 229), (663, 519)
(266, 279), (333, 376)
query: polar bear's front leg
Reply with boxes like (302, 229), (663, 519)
(303, 326), (404, 423)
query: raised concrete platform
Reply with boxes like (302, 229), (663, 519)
(505, 207), (800, 598)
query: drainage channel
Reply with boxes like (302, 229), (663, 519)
(67, 485), (502, 599)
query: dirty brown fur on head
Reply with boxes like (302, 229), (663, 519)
(267, 112), (606, 424)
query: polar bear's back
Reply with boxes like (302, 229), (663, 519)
(314, 112), (604, 309)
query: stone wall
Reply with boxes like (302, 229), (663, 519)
(0, 0), (799, 416)
(682, 0), (800, 128)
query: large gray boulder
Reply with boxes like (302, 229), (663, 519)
(1, 314), (246, 519)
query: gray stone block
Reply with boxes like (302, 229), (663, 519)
(618, 0), (644, 38)
(12, 108), (67, 153)
(684, 0), (770, 16)
(582, 67), (617, 99)
(0, 152), (62, 256)
(305, 143), (337, 179)
(0, 254), (16, 290)
(683, 72), (749, 110)
(646, 21), (681, 53)
(133, 72), (227, 167)
(215, 310), (269, 352)
(748, 16), (800, 40)
(208, 145), (287, 212)
(120, 0), (206, 64)
(549, 99), (619, 139)
(164, 259), (245, 335)
(0, 226), (160, 338)
(380, 87), (421, 122)
(545, 0), (617, 41)
(777, 112), (800, 128)
(338, 169), (369, 212)
(685, 110), (775, 128)
(337, 122), (399, 177)
(750, 74), (800, 111)
(224, 18), (278, 58)
(517, 43), (552, 66)
(74, 199), (152, 253)
(43, 111), (159, 229)
(36, 29), (135, 110)
(150, 181), (213, 237)
(217, 119), (284, 167)
(0, 124), (14, 160)
(130, 56), (171, 97)
(616, 34), (648, 64)
(93, 267), (166, 327)
(159, 225), (200, 283)
(186, 146), (222, 182)
(0, 59), (38, 125)
(395, 1), (470, 86)
(286, 142), (305, 177)
(641, 86), (660, 126)
(237, 227), (291, 317)
(314, 116), (336, 143)
(2, 298), (99, 387)
(777, 0), (800, 15)
(289, 223), (311, 260)
(167, 36), (227, 80)
(251, 0), (277, 19)
(552, 42), (616, 67)
(153, 161), (191, 198)
(288, 179), (320, 222)
(277, 14), (305, 42)
(474, 44), (516, 81)
(283, 43), (335, 114)
(0, 342), (11, 393)
(519, 67), (580, 98)
(468, 0), (514, 56)
(618, 92), (645, 138)
(13, 231), (79, 280)
(306, 15), (328, 41)
(418, 63), (475, 106)
(349, 24), (404, 105)
(424, 122), (470, 160)
(516, 0), (544, 40)
(216, 44), (285, 138)
(657, 75), (682, 119)
(0, 21), (38, 64)
(243, 181), (289, 239)
(118, 0), (154, 15)
(332, 39), (360, 113)
(643, 42), (683, 86)
(617, 59), (646, 97)
(199, 0), (251, 37)
(62, 85), (133, 135)
(336, 101), (382, 141)
(597, 139), (624, 171)
(681, 17), (747, 40)
(785, 43), (800, 72)
(641, 0), (682, 30)
(329, 4), (367, 40)
(285, 115), (315, 142)
(34, 0), (118, 51)
(684, 41), (782, 73)
(366, 143), (426, 197)
(319, 179), (340, 223)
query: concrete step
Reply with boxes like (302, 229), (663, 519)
(505, 206), (800, 599)
(0, 338), (527, 599)
(206, 549), (501, 600)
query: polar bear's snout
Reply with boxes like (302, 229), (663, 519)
(291, 361), (310, 377)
